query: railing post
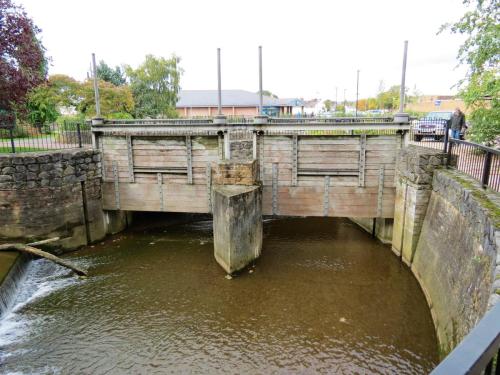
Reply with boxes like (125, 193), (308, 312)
(443, 120), (450, 153)
(446, 140), (453, 168)
(76, 122), (82, 148)
(481, 152), (492, 188)
(9, 127), (15, 153)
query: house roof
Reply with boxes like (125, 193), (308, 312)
(176, 90), (283, 108)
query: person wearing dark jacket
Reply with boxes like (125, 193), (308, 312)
(450, 108), (465, 139)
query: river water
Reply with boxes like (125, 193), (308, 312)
(0, 216), (437, 374)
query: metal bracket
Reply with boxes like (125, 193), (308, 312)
(323, 175), (330, 216)
(358, 134), (366, 187)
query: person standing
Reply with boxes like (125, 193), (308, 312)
(450, 108), (466, 139)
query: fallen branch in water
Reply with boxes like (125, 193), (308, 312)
(0, 238), (87, 276)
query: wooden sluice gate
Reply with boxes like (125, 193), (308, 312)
(92, 117), (409, 219)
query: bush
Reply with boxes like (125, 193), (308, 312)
(466, 107), (500, 145)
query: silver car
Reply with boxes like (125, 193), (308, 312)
(413, 111), (452, 142)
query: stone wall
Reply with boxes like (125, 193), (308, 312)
(392, 146), (448, 262)
(213, 160), (258, 186)
(0, 149), (106, 250)
(411, 170), (499, 355)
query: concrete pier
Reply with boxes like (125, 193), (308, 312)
(213, 185), (262, 274)
(212, 159), (262, 274)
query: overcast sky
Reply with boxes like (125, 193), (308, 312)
(17, 0), (469, 100)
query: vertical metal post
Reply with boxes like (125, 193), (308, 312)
(258, 46), (263, 115)
(92, 53), (101, 117)
(335, 87), (338, 111)
(443, 120), (450, 153)
(9, 128), (15, 153)
(399, 41), (408, 113)
(217, 48), (222, 116)
(355, 69), (360, 117)
(344, 89), (347, 112)
(481, 152), (492, 188)
(76, 122), (82, 148)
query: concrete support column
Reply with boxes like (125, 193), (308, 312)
(212, 160), (262, 274)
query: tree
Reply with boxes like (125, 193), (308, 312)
(323, 99), (333, 112)
(96, 60), (126, 86)
(25, 84), (59, 127)
(262, 90), (278, 98)
(77, 80), (134, 118)
(441, 0), (499, 144)
(0, 0), (47, 111)
(126, 54), (182, 118)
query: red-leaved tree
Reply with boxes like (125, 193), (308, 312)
(0, 0), (47, 111)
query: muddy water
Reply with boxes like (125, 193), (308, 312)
(0, 217), (437, 374)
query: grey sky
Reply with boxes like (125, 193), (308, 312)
(18, 0), (468, 100)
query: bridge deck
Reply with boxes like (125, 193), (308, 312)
(93, 120), (407, 218)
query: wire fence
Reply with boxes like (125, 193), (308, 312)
(0, 122), (92, 153)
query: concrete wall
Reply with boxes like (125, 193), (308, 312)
(0, 149), (107, 251)
(393, 145), (500, 355)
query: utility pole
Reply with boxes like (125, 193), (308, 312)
(355, 69), (360, 118)
(258, 46), (263, 115)
(399, 41), (408, 113)
(217, 48), (222, 116)
(91, 53), (101, 118)
(344, 89), (347, 113)
(335, 87), (338, 111)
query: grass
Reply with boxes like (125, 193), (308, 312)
(0, 146), (46, 153)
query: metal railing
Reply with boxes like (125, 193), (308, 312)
(431, 302), (500, 375)
(447, 139), (500, 192)
(0, 121), (92, 153)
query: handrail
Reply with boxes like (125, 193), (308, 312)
(431, 303), (500, 375)
(450, 138), (500, 156)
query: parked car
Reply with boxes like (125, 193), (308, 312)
(413, 111), (453, 142)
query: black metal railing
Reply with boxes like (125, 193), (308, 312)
(447, 138), (500, 192)
(0, 121), (92, 153)
(431, 302), (500, 375)
(408, 118), (452, 151)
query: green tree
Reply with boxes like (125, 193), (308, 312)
(441, 0), (499, 144)
(323, 99), (333, 112)
(77, 80), (134, 118)
(262, 90), (278, 98)
(25, 84), (59, 128)
(126, 54), (182, 118)
(96, 60), (126, 86)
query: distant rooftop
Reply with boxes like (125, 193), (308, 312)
(177, 90), (302, 108)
